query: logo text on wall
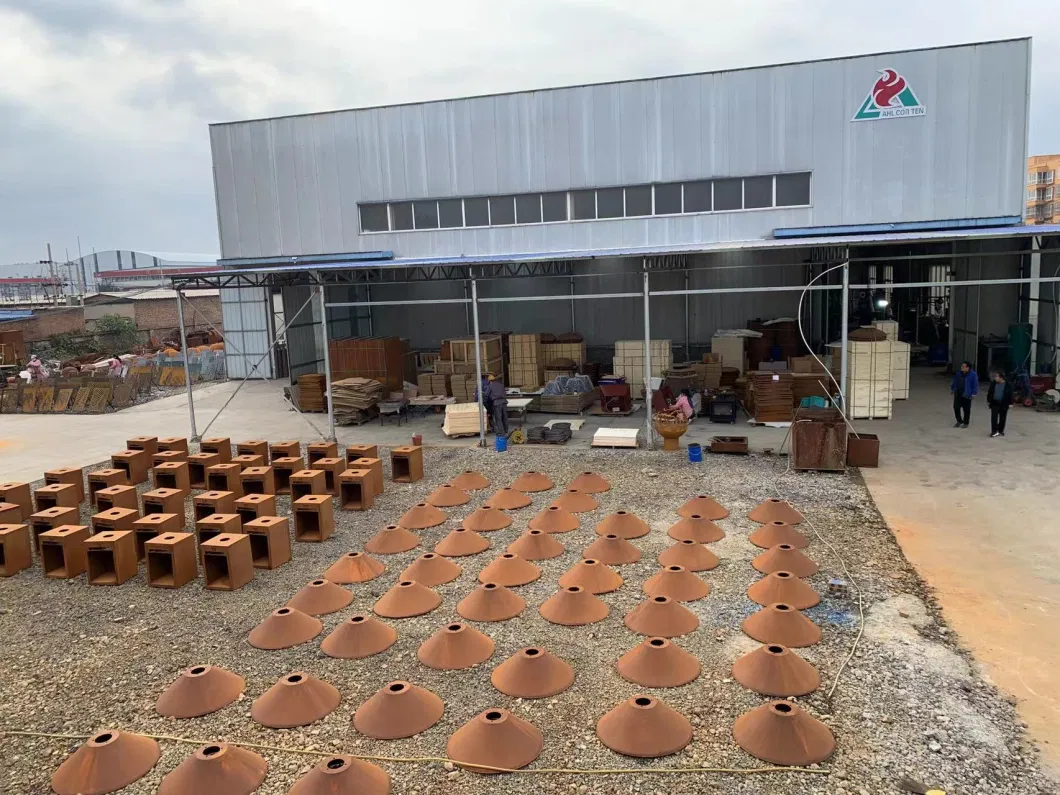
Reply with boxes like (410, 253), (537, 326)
(852, 69), (926, 121)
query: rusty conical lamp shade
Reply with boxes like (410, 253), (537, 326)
(596, 510), (650, 539)
(528, 505), (579, 533)
(550, 489), (599, 513)
(450, 470), (490, 491)
(458, 582), (526, 622)
(749, 520), (809, 550)
(353, 681), (444, 739)
(418, 622), (495, 669)
(616, 637), (700, 687)
(506, 529), (565, 560)
(558, 558), (623, 594)
(677, 494), (728, 520)
(156, 665), (245, 719)
(288, 756), (390, 795)
(624, 595), (699, 638)
(51, 730), (160, 795)
(286, 578), (353, 616)
(365, 524), (420, 555)
(748, 498), (805, 525)
(434, 528), (491, 557)
(732, 701), (835, 766)
(658, 539), (718, 571)
(539, 585), (608, 625)
(478, 553), (541, 586)
(158, 743), (267, 795)
(398, 502), (447, 529)
(747, 571), (820, 610)
(321, 614), (397, 659)
(643, 565), (710, 602)
(426, 484), (471, 508)
(596, 696), (693, 758)
(491, 647), (575, 698)
(731, 644), (821, 697)
(374, 580), (442, 618)
(511, 471), (554, 492)
(667, 514), (725, 543)
(463, 505), (512, 532)
(447, 709), (543, 774)
(248, 607), (323, 650)
(251, 672), (340, 728)
(742, 603), (822, 647)
(324, 551), (385, 584)
(568, 471), (611, 493)
(400, 553), (462, 586)
(751, 544), (819, 578)
(487, 487), (532, 510)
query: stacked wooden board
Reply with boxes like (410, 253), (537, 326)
(331, 377), (384, 423)
(296, 374), (326, 412)
(442, 402), (486, 436)
(451, 375), (475, 402)
(508, 334), (544, 388)
(611, 339), (672, 387)
(749, 373), (794, 423)
(591, 427), (639, 448)
(828, 339), (894, 418)
(328, 336), (408, 391)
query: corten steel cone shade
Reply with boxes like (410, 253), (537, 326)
(457, 582), (526, 622)
(365, 524), (420, 555)
(479, 553), (541, 586)
(398, 502), (447, 529)
(288, 756), (391, 795)
(401, 552), (462, 586)
(450, 470), (490, 491)
(643, 565), (710, 602)
(528, 505), (579, 533)
(747, 571), (820, 610)
(550, 489), (599, 513)
(447, 709), (543, 774)
(749, 520), (809, 550)
(742, 603), (822, 647)
(677, 494), (729, 520)
(748, 498), (805, 525)
(596, 510), (650, 539)
(506, 529), (565, 560)
(374, 580), (442, 618)
(249, 607), (323, 650)
(583, 534), (641, 565)
(158, 743), (267, 795)
(732, 644), (821, 697)
(463, 504), (512, 532)
(596, 696), (693, 758)
(156, 665), (245, 719)
(434, 527), (491, 557)
(752, 544), (819, 578)
(354, 681), (444, 739)
(568, 471), (611, 493)
(624, 595), (699, 638)
(251, 672), (340, 728)
(426, 483), (471, 507)
(418, 622), (495, 669)
(658, 539), (719, 572)
(287, 579), (353, 616)
(667, 514), (725, 543)
(616, 638), (701, 687)
(51, 730), (160, 795)
(488, 487), (533, 510)
(491, 647), (575, 698)
(558, 558), (623, 593)
(511, 471), (554, 492)
(324, 551), (385, 584)
(321, 614), (398, 659)
(539, 585), (609, 625)
(732, 701), (835, 766)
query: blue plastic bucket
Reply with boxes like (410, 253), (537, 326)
(495, 435), (508, 453)
(688, 443), (702, 463)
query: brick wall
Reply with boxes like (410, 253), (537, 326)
(134, 295), (222, 336)
(0, 307), (86, 341)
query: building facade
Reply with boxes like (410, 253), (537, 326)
(1026, 154), (1060, 225)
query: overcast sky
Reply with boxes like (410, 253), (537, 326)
(1, 0), (1058, 268)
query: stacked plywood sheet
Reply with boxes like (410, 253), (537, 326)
(416, 373), (450, 397)
(508, 334), (544, 388)
(591, 427), (639, 448)
(891, 341), (911, 400)
(750, 373), (794, 423)
(296, 374), (326, 412)
(829, 339), (893, 418)
(541, 340), (587, 367)
(451, 375), (475, 403)
(612, 340), (672, 387)
(331, 377), (384, 422)
(871, 320), (899, 340)
(442, 402), (486, 436)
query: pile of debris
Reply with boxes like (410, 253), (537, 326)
(331, 377), (383, 424)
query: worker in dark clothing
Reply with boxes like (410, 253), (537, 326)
(987, 371), (1013, 438)
(487, 372), (509, 435)
(950, 360), (979, 428)
(475, 374), (493, 428)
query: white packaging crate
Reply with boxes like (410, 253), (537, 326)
(891, 341), (911, 400)
(846, 381), (893, 418)
(711, 336), (746, 374)
(871, 320), (899, 340)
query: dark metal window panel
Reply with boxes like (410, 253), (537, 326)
(624, 185), (652, 217)
(438, 199), (463, 228)
(775, 172), (812, 206)
(413, 201), (439, 229)
(654, 183), (682, 215)
(464, 197), (490, 226)
(713, 178), (742, 211)
(542, 192), (568, 222)
(390, 202), (414, 230)
(515, 194), (542, 224)
(489, 195), (515, 225)
(743, 176), (773, 209)
(683, 180), (712, 213)
(359, 204), (389, 232)
(596, 187), (623, 218)
(571, 190), (596, 220)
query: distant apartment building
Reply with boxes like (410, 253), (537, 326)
(1026, 155), (1060, 224)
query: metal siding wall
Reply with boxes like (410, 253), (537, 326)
(220, 286), (273, 379)
(282, 286), (323, 378)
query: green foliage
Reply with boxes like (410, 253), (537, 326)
(36, 314), (145, 362)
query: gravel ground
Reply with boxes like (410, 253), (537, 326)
(0, 446), (1053, 795)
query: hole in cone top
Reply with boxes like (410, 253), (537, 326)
(548, 506), (559, 512)
(667, 565), (682, 571)
(189, 666), (208, 675)
(606, 534), (618, 539)
(446, 624), (463, 632)
(768, 498), (781, 504)
(388, 682), (406, 693)
(649, 639), (666, 647)
(399, 581), (413, 587)
(633, 697), (653, 707)
(776, 572), (791, 579)
(92, 732), (114, 745)
(524, 648), (540, 656)
(202, 745), (222, 757)
(775, 604), (791, 611)
(416, 503), (427, 507)
(502, 553), (515, 559)
(616, 510), (627, 515)
(350, 616), (365, 623)
(653, 596), (668, 603)
(422, 553), (436, 559)
(771, 521), (785, 526)
(276, 608), (291, 615)
(485, 710), (504, 722)
(326, 758), (347, 771)
(482, 504), (493, 509)
(287, 674), (303, 683)
(386, 525), (399, 530)
(680, 540), (694, 546)
(454, 528), (467, 533)
(311, 579), (325, 586)
(566, 586), (582, 593)
(584, 559), (598, 565)
(529, 530), (543, 536)
(484, 583), (497, 590)
(347, 552), (361, 558)
(773, 702), (793, 714)
(767, 645), (784, 654)
(690, 514), (701, 520)
(778, 544), (793, 550)
(583, 471), (592, 475)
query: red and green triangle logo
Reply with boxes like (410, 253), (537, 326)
(853, 69), (925, 121)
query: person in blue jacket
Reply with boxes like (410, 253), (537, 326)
(951, 361), (979, 428)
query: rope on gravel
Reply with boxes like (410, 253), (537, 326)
(0, 729), (830, 776)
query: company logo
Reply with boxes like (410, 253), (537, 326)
(852, 69), (926, 121)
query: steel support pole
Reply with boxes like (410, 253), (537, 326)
(365, 283), (374, 335)
(569, 276), (576, 332)
(318, 282), (336, 441)
(684, 270), (691, 360)
(643, 270), (653, 450)
(176, 292), (199, 439)
(840, 263), (850, 410)
(471, 278), (486, 446)
(1029, 236), (1041, 373)
(464, 282), (472, 335)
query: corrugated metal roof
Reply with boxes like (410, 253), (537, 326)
(87, 289), (219, 302)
